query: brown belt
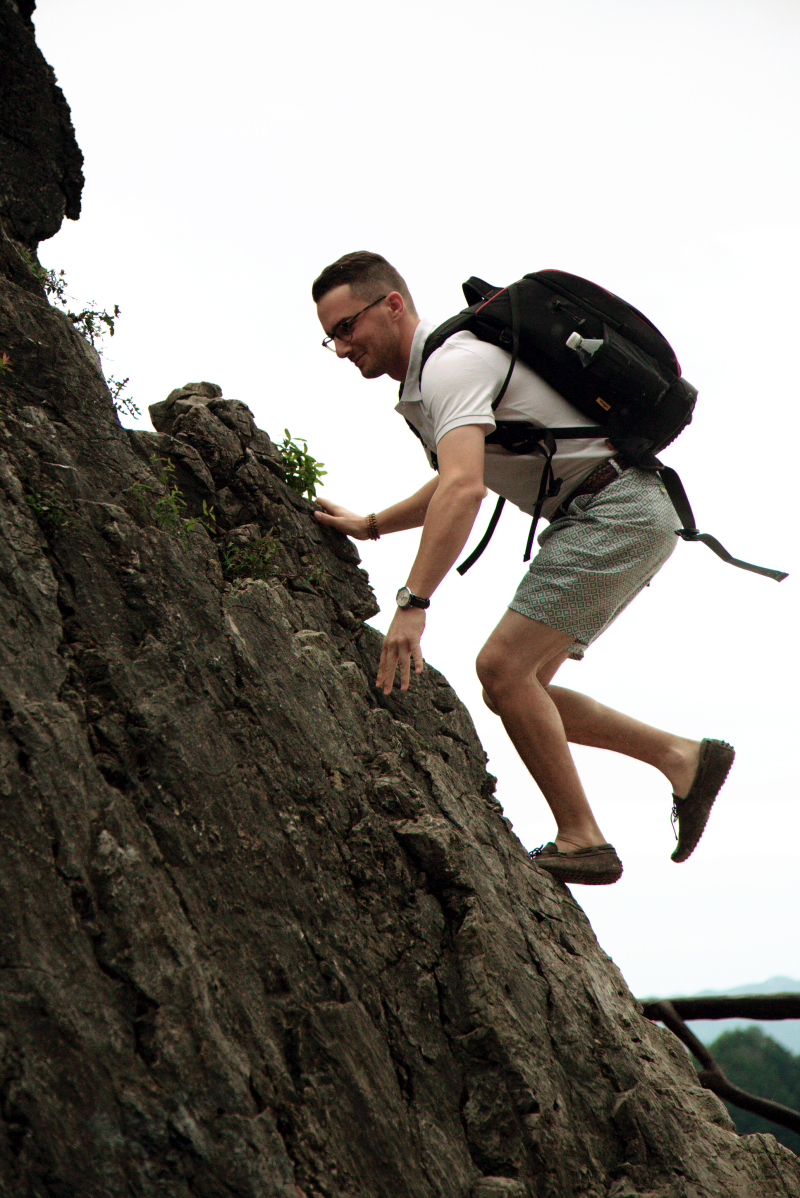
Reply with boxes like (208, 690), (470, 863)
(554, 457), (631, 518)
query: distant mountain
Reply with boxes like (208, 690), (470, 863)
(645, 977), (800, 1054)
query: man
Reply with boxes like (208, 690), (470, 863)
(312, 251), (734, 886)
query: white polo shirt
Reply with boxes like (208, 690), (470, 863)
(395, 317), (614, 521)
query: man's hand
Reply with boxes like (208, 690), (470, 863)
(313, 498), (368, 539)
(376, 606), (426, 694)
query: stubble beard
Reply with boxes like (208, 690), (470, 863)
(354, 343), (390, 380)
(358, 357), (385, 380)
(353, 321), (400, 381)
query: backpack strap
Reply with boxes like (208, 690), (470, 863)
(657, 466), (788, 582)
(455, 440), (788, 581)
(522, 430), (561, 562)
(456, 496), (505, 575)
(489, 282), (519, 412)
(457, 427), (566, 574)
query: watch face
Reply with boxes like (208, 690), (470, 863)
(396, 587), (429, 610)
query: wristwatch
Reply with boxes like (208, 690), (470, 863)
(396, 586), (430, 610)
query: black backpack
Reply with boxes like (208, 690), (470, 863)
(418, 270), (786, 581)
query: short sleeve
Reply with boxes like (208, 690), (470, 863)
(420, 339), (499, 446)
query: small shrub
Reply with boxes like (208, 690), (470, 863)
(127, 458), (213, 546)
(107, 375), (140, 420)
(25, 490), (72, 531)
(18, 249), (136, 418)
(279, 429), (326, 499)
(68, 302), (120, 347)
(19, 249), (68, 305)
(222, 537), (278, 581)
(185, 499), (216, 538)
(303, 554), (329, 589)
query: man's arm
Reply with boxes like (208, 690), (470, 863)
(313, 476), (440, 539)
(377, 424), (487, 694)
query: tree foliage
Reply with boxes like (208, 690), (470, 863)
(709, 1027), (800, 1155)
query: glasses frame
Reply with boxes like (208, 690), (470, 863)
(321, 294), (388, 352)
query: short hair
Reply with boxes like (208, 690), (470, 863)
(312, 251), (417, 316)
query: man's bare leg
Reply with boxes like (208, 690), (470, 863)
(476, 611), (608, 853)
(545, 686), (701, 799)
(477, 609), (707, 851)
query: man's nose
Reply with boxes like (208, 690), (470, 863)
(335, 338), (352, 359)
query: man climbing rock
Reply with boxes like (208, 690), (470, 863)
(311, 251), (734, 886)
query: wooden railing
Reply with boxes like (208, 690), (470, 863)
(642, 994), (800, 1134)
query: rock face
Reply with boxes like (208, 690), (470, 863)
(2, 14), (800, 1198)
(0, 0), (84, 247)
(1, 238), (799, 1198)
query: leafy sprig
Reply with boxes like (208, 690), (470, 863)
(279, 429), (326, 499)
(18, 249), (139, 419)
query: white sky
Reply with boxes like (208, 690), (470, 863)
(33, 0), (799, 999)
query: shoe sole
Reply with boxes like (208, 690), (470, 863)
(534, 846), (623, 886)
(671, 739), (735, 863)
(539, 866), (623, 886)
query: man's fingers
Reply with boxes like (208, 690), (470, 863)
(313, 500), (365, 538)
(377, 645), (396, 692)
(376, 644), (388, 687)
(378, 612), (426, 693)
(378, 648), (405, 694)
(382, 659), (399, 694)
(379, 649), (421, 694)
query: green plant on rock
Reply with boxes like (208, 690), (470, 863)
(25, 490), (72, 531)
(19, 249), (68, 305)
(303, 554), (329, 589)
(222, 537), (278, 581)
(107, 375), (140, 420)
(18, 249), (140, 419)
(127, 457), (185, 536)
(185, 499), (216, 539)
(0, 352), (12, 374)
(72, 302), (120, 346)
(127, 458), (213, 546)
(279, 429), (326, 499)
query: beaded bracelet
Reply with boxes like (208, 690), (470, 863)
(366, 513), (380, 540)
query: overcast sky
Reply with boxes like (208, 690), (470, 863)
(33, 0), (799, 1000)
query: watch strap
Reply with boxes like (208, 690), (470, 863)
(396, 586), (430, 610)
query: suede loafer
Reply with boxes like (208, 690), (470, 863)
(530, 841), (623, 886)
(671, 738), (735, 863)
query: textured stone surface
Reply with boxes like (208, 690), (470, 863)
(1, 228), (799, 1196)
(0, 0), (84, 247)
(1, 16), (798, 1194)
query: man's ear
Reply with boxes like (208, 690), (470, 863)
(386, 291), (405, 321)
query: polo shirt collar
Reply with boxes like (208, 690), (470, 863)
(397, 317), (436, 403)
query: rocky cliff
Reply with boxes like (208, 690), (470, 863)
(1, 6), (799, 1196)
(0, 0), (83, 248)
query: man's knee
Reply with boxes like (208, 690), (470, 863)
(476, 640), (510, 700)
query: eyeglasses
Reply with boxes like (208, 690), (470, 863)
(321, 295), (388, 352)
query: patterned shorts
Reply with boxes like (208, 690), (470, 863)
(508, 467), (678, 659)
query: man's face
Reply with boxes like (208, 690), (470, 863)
(316, 285), (396, 379)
